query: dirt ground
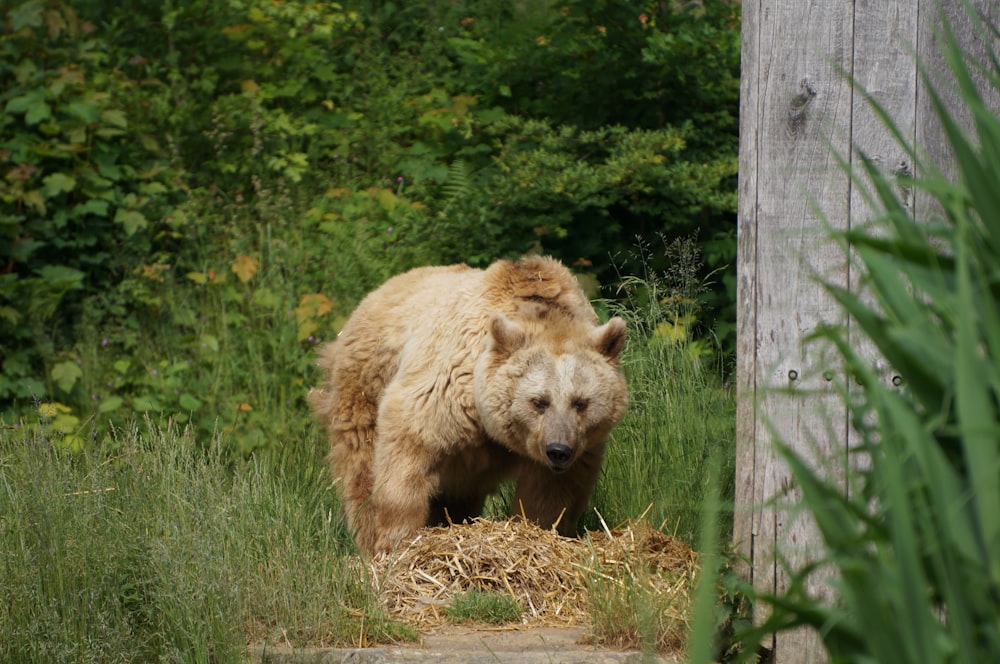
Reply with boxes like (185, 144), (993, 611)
(249, 626), (681, 663)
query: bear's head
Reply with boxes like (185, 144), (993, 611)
(474, 313), (629, 472)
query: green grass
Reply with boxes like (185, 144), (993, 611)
(0, 240), (736, 660)
(591, 238), (736, 545)
(0, 318), (734, 661)
(444, 589), (524, 625)
(0, 420), (416, 663)
(594, 332), (735, 544)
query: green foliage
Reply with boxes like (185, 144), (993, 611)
(0, 0), (740, 449)
(0, 421), (415, 661)
(1, 0), (184, 408)
(592, 236), (735, 544)
(0, 239), (735, 659)
(444, 589), (524, 625)
(406, 116), (737, 274)
(426, 0), (741, 322)
(741, 11), (1000, 662)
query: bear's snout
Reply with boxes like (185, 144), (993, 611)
(545, 443), (574, 471)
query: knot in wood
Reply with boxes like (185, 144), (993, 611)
(786, 77), (818, 137)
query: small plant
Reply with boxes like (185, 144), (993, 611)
(585, 557), (691, 653)
(444, 589), (524, 625)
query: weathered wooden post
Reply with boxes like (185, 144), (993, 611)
(735, 1), (1000, 661)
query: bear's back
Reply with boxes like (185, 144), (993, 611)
(481, 256), (599, 340)
(318, 257), (598, 413)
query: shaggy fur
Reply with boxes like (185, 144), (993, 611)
(309, 256), (628, 554)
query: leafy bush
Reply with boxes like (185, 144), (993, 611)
(1, 0), (740, 448)
(741, 12), (1000, 663)
(428, 0), (740, 323)
(1, 1), (184, 411)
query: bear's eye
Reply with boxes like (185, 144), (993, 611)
(571, 398), (589, 413)
(531, 397), (550, 413)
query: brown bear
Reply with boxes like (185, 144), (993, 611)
(308, 256), (628, 554)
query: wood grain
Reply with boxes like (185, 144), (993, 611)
(736, 1), (998, 662)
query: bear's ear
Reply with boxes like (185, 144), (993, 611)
(592, 317), (627, 362)
(489, 313), (527, 357)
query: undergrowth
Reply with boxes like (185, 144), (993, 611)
(0, 238), (735, 660)
(0, 420), (416, 662)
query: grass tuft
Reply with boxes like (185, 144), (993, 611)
(444, 589), (524, 626)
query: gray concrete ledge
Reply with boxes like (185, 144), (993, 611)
(248, 627), (679, 663)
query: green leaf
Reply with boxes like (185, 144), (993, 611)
(165, 362), (190, 377)
(199, 334), (220, 354)
(5, 95), (34, 114)
(179, 393), (202, 411)
(9, 1), (44, 30)
(51, 360), (82, 393)
(953, 215), (1000, 575)
(37, 264), (84, 289)
(13, 60), (37, 84)
(100, 109), (128, 129)
(72, 199), (110, 218)
(0, 306), (21, 325)
(251, 287), (279, 308)
(114, 209), (147, 235)
(139, 181), (168, 196)
(25, 99), (53, 126)
(98, 396), (124, 413)
(66, 101), (101, 124)
(132, 395), (160, 412)
(6, 93), (51, 125)
(41, 173), (77, 198)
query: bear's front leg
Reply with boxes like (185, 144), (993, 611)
(513, 445), (606, 536)
(357, 424), (440, 554)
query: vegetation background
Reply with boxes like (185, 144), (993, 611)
(1, 0), (740, 447)
(9, 2), (996, 662)
(2, 1), (740, 660)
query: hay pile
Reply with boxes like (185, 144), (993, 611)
(367, 515), (698, 632)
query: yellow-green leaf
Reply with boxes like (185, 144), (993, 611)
(23, 190), (46, 214)
(179, 393), (202, 411)
(26, 99), (52, 125)
(100, 108), (128, 129)
(42, 172), (76, 197)
(114, 209), (147, 235)
(51, 360), (83, 393)
(0, 306), (20, 324)
(252, 287), (279, 308)
(296, 293), (334, 323)
(231, 255), (258, 283)
(98, 396), (123, 413)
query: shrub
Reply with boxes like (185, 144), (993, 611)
(0, 1), (184, 415)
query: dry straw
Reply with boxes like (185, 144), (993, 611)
(367, 512), (698, 635)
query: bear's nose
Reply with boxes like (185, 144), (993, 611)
(545, 443), (573, 470)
